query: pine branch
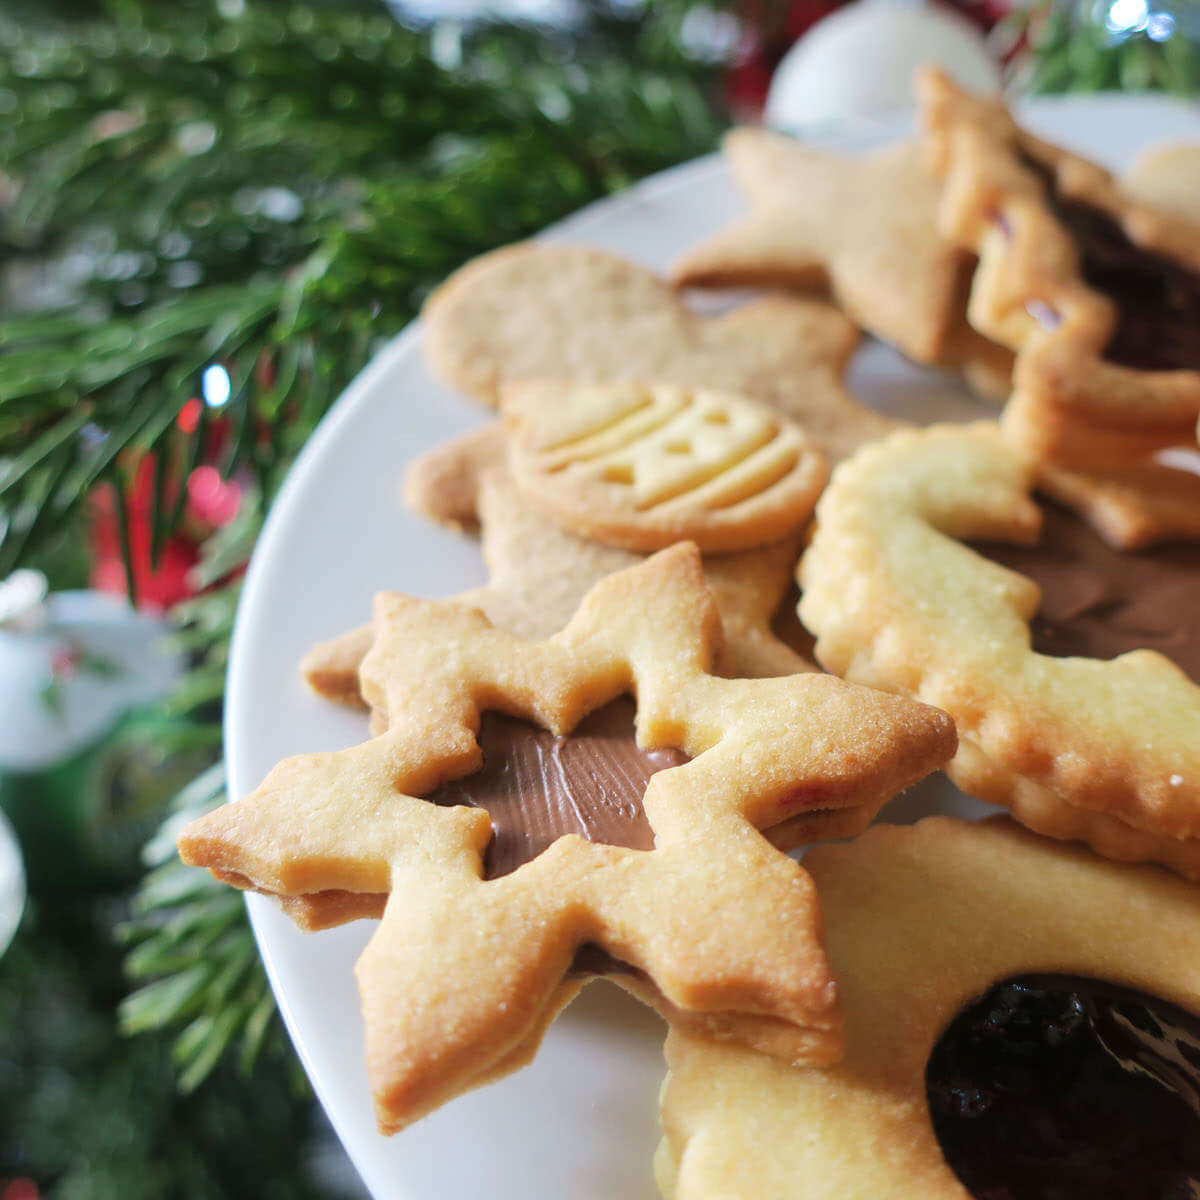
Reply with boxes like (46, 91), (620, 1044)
(0, 2), (725, 589)
(0, 0), (728, 1091)
(116, 762), (294, 1094)
(1010, 1), (1200, 94)
(0, 891), (342, 1199)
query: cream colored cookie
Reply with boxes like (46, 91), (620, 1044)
(659, 817), (1200, 1199)
(423, 243), (893, 463)
(401, 421), (506, 534)
(1033, 457), (1200, 550)
(500, 380), (828, 553)
(800, 422), (1200, 876)
(920, 68), (1200, 546)
(302, 466), (818, 736)
(293, 472), (873, 937)
(1003, 387), (1200, 548)
(920, 67), (1200, 430)
(673, 131), (1000, 371)
(181, 546), (955, 1132)
(1124, 142), (1200, 225)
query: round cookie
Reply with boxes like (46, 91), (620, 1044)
(799, 422), (1200, 877)
(658, 817), (1200, 1200)
(501, 380), (829, 553)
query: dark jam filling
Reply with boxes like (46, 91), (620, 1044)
(926, 974), (1200, 1200)
(1015, 152), (1200, 373)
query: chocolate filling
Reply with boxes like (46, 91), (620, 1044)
(926, 974), (1200, 1200)
(424, 697), (686, 880)
(1014, 152), (1200, 372)
(970, 500), (1200, 682)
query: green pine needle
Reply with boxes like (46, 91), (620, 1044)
(1010, 1), (1200, 95)
(116, 763), (290, 1093)
(0, 0), (727, 1094)
(0, 0), (725, 595)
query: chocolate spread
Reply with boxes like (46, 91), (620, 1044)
(425, 697), (686, 879)
(971, 501), (1200, 682)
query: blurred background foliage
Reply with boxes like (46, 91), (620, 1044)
(0, 0), (1196, 1195)
(0, 0), (729, 1194)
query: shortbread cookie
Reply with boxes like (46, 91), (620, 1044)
(303, 467), (818, 734)
(181, 546), (956, 1131)
(1003, 388), (1200, 547)
(673, 132), (997, 370)
(1124, 141), (1200, 225)
(401, 421), (506, 534)
(799, 423), (1200, 876)
(423, 243), (894, 463)
(942, 310), (1016, 401)
(501, 380), (829, 553)
(292, 488), (879, 934)
(919, 70), (1200, 546)
(921, 69), (1200, 545)
(658, 817), (1200, 1200)
(921, 67), (1200, 438)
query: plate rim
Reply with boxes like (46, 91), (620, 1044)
(222, 90), (1200, 1199)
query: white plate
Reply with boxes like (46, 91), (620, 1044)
(225, 94), (1200, 1200)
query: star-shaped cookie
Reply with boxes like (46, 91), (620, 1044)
(1003, 388), (1200, 547)
(672, 130), (1008, 373)
(294, 466), (818, 934)
(302, 467), (819, 741)
(181, 545), (955, 1131)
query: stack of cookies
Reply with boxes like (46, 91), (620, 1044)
(179, 71), (1200, 1197)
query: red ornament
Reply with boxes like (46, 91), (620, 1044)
(88, 447), (246, 611)
(176, 397), (202, 436)
(186, 466), (242, 529)
(90, 457), (199, 611)
(2, 1180), (41, 1200)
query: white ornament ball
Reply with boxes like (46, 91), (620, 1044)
(0, 810), (23, 958)
(765, 0), (1001, 132)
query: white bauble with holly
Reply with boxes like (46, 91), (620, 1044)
(0, 570), (186, 894)
(0, 570), (182, 772)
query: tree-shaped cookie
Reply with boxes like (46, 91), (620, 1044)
(180, 545), (955, 1131)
